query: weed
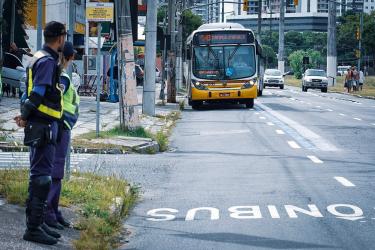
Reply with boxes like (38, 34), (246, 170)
(179, 100), (185, 111)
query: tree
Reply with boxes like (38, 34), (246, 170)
(262, 45), (277, 68)
(288, 49), (324, 79)
(181, 10), (202, 43)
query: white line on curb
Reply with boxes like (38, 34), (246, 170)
(353, 118), (362, 121)
(334, 177), (356, 187)
(267, 122), (275, 126)
(276, 130), (285, 135)
(339, 113), (346, 116)
(307, 155), (324, 164)
(287, 141), (301, 149)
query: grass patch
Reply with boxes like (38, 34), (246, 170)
(285, 75), (375, 97)
(0, 169), (137, 250)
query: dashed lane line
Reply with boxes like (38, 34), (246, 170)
(287, 141), (301, 149)
(334, 177), (356, 187)
(276, 130), (285, 135)
(316, 106), (321, 108)
(307, 155), (324, 164)
(372, 123), (375, 126)
(267, 122), (275, 126)
(326, 109), (334, 112)
(259, 116), (266, 120)
(353, 117), (362, 121)
(339, 113), (346, 116)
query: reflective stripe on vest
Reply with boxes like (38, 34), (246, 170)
(27, 50), (63, 120)
(61, 71), (80, 129)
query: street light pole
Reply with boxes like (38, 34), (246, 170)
(167, 0), (176, 103)
(327, 0), (337, 86)
(221, 0), (225, 22)
(143, 0), (157, 116)
(278, 0), (285, 74)
(357, 12), (363, 70)
(10, 0), (16, 45)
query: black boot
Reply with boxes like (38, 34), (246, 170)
(45, 219), (64, 230)
(41, 223), (61, 238)
(23, 176), (58, 245)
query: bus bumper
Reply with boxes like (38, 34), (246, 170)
(191, 85), (257, 101)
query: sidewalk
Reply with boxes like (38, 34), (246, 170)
(0, 198), (79, 250)
(0, 84), (182, 153)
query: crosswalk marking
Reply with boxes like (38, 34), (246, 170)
(307, 155), (324, 164)
(287, 141), (301, 149)
(334, 177), (356, 187)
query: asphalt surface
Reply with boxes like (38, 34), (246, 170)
(81, 86), (375, 250)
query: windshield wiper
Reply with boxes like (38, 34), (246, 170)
(207, 46), (224, 79)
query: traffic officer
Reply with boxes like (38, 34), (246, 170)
(14, 21), (66, 245)
(45, 41), (80, 230)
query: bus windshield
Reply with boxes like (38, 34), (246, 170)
(193, 45), (256, 80)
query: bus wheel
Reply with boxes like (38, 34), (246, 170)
(191, 101), (202, 110)
(245, 99), (254, 109)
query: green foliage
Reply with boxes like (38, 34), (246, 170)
(79, 126), (152, 140)
(262, 45), (277, 68)
(182, 10), (203, 42)
(288, 49), (323, 79)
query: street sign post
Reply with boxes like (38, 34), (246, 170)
(86, 2), (114, 137)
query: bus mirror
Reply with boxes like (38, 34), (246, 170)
(186, 46), (191, 60)
(255, 39), (263, 57)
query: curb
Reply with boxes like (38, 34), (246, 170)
(0, 140), (161, 154)
(328, 90), (375, 100)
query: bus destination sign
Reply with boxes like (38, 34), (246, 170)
(195, 32), (254, 45)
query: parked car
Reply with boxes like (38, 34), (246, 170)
(302, 69), (328, 92)
(263, 69), (284, 89)
(337, 65), (351, 76)
(1, 52), (26, 97)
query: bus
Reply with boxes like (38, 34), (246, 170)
(186, 23), (262, 109)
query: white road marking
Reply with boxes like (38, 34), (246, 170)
(334, 177), (356, 187)
(259, 116), (266, 120)
(257, 102), (338, 151)
(353, 118), (362, 121)
(287, 141), (301, 149)
(267, 122), (275, 126)
(307, 155), (324, 164)
(339, 113), (346, 116)
(255, 112), (260, 115)
(276, 130), (285, 135)
(326, 109), (333, 112)
(372, 123), (375, 126)
(316, 106), (321, 108)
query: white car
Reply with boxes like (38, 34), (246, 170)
(263, 69), (284, 89)
(302, 69), (328, 93)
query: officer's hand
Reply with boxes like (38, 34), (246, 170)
(14, 116), (27, 128)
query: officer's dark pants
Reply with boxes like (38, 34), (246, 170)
(26, 122), (58, 230)
(46, 129), (70, 223)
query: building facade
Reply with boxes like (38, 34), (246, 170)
(187, 0), (220, 23)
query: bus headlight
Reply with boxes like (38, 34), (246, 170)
(192, 80), (208, 90)
(242, 80), (255, 89)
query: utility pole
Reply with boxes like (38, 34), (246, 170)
(143, 0), (157, 116)
(278, 0), (285, 74)
(221, 0), (225, 22)
(357, 12), (363, 70)
(167, 0), (176, 103)
(238, 0), (242, 15)
(10, 0), (16, 45)
(37, 0), (42, 50)
(257, 0), (262, 77)
(160, 10), (167, 101)
(0, 0), (4, 66)
(327, 0), (337, 87)
(176, 1), (184, 92)
(118, 0), (139, 129)
(68, 0), (74, 77)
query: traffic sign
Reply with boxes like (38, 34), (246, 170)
(86, 2), (114, 23)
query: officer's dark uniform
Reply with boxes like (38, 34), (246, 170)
(21, 21), (66, 245)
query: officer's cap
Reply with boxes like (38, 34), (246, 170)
(44, 21), (67, 38)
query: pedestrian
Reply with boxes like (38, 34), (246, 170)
(352, 66), (359, 92)
(45, 41), (80, 230)
(359, 68), (364, 91)
(344, 68), (352, 93)
(14, 21), (66, 245)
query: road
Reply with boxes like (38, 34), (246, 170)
(81, 86), (375, 250)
